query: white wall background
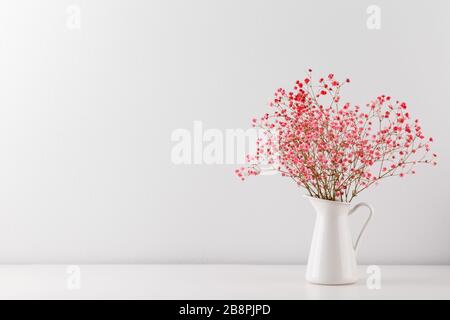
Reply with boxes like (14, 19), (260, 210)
(0, 0), (449, 264)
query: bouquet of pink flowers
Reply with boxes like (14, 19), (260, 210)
(236, 70), (437, 202)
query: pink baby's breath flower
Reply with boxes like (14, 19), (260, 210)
(236, 71), (437, 202)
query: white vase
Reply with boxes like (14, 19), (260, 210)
(305, 195), (374, 285)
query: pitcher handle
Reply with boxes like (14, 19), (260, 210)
(348, 202), (374, 251)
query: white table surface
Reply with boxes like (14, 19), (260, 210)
(0, 265), (449, 300)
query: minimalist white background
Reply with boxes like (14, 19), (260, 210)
(0, 0), (448, 264)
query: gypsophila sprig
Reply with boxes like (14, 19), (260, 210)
(235, 70), (437, 202)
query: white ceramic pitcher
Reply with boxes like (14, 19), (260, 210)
(305, 195), (374, 285)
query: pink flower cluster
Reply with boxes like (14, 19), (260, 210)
(236, 70), (437, 202)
